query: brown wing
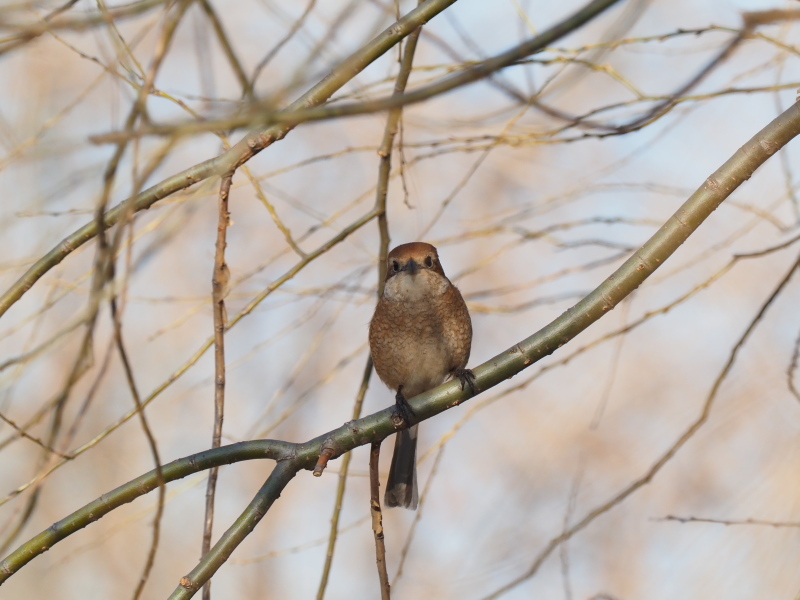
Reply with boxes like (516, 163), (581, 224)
(440, 284), (472, 372)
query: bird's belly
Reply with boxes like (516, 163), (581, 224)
(395, 343), (451, 398)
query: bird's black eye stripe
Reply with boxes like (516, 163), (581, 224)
(391, 260), (400, 272)
(424, 256), (433, 268)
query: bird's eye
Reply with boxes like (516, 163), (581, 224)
(391, 260), (400, 272)
(424, 256), (433, 268)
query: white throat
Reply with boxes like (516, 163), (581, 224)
(384, 270), (449, 302)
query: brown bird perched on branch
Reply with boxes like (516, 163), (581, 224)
(369, 242), (474, 509)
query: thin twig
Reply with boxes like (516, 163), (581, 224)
(109, 298), (165, 600)
(0, 412), (69, 458)
(315, 359), (373, 599)
(250, 0), (316, 88)
(788, 326), (800, 404)
(198, 0), (252, 99)
(655, 515), (800, 527)
(370, 442), (391, 600)
(201, 170), (234, 600)
(559, 458), (585, 600)
(589, 297), (630, 429)
(0, 0), (164, 55)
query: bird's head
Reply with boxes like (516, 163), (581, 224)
(383, 242), (450, 301)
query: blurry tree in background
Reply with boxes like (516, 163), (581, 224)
(0, 0), (799, 598)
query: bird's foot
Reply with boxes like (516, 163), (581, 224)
(455, 368), (477, 395)
(394, 386), (416, 426)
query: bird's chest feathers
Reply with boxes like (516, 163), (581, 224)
(381, 273), (452, 337)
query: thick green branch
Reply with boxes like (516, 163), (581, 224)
(0, 440), (296, 581)
(169, 461), (300, 600)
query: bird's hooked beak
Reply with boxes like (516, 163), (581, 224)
(404, 258), (419, 275)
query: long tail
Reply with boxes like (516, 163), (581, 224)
(384, 424), (419, 509)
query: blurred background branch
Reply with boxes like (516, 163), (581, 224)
(0, 0), (799, 598)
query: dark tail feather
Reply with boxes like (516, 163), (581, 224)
(384, 424), (419, 510)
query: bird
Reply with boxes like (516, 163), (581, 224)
(369, 242), (474, 509)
